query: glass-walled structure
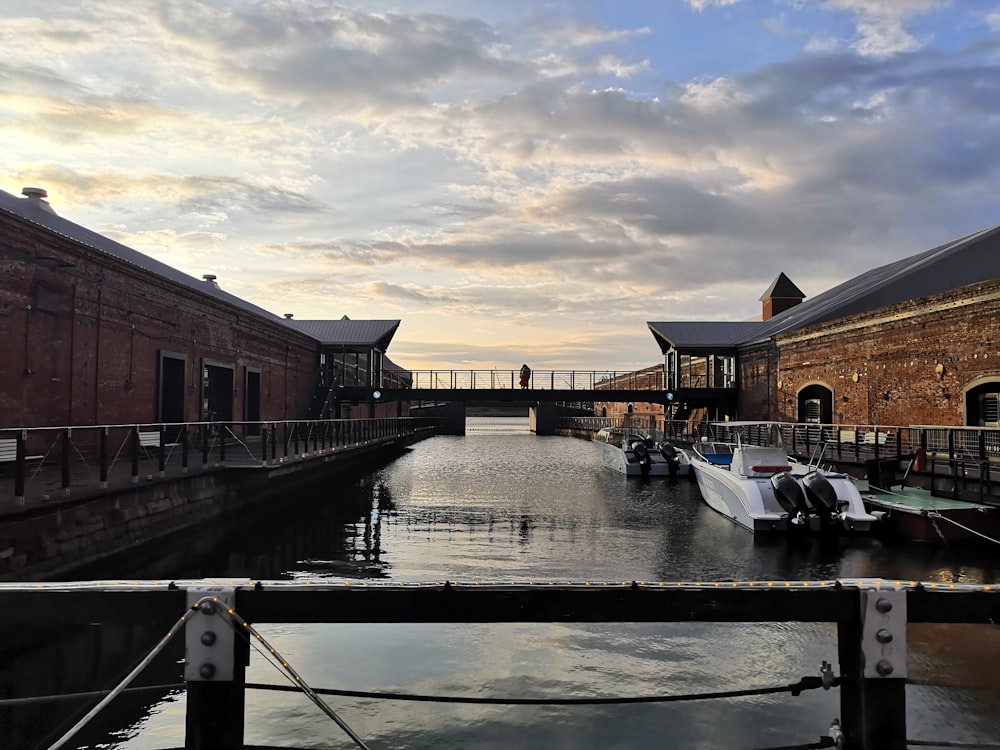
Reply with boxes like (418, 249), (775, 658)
(319, 349), (378, 389)
(665, 351), (737, 390)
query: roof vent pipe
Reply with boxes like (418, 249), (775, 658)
(284, 313), (294, 319)
(202, 274), (219, 288)
(21, 187), (57, 214)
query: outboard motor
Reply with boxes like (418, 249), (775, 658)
(770, 471), (810, 526)
(657, 442), (678, 462)
(657, 442), (680, 476)
(631, 441), (652, 476)
(802, 471), (847, 525)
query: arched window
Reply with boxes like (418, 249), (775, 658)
(797, 384), (833, 424)
(966, 381), (1000, 427)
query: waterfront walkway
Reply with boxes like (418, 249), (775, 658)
(0, 418), (438, 519)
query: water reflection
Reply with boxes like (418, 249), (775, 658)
(6, 418), (998, 749)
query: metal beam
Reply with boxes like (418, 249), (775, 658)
(341, 386), (728, 405)
(1, 580), (995, 627)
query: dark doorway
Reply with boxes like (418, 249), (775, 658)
(245, 367), (262, 435)
(201, 360), (234, 423)
(966, 382), (1000, 427)
(797, 384), (833, 424)
(158, 352), (186, 433)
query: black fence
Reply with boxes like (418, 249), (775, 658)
(0, 418), (442, 507)
(0, 578), (995, 750)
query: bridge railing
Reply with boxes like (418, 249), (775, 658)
(405, 369), (664, 390)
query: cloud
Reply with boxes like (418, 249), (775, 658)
(686, 0), (743, 11)
(2, 0), (997, 370)
(823, 0), (944, 57)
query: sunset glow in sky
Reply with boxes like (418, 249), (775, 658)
(3, 0), (998, 370)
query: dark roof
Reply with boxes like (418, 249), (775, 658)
(1, 187), (406, 353)
(287, 318), (399, 350)
(759, 272), (804, 301)
(0, 187), (302, 331)
(646, 321), (762, 352)
(740, 223), (1000, 345)
(648, 223), (1000, 351)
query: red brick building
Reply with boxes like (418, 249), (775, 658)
(648, 225), (1000, 427)
(0, 187), (407, 429)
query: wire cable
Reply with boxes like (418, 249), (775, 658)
(210, 600), (372, 750)
(0, 684), (184, 708)
(44, 607), (193, 750)
(242, 674), (839, 705)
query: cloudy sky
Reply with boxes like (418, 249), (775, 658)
(3, 1), (998, 372)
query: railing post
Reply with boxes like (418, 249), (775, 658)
(185, 586), (245, 750)
(99, 427), (109, 489)
(201, 423), (210, 469)
(14, 430), (29, 504)
(157, 426), (167, 478)
(60, 427), (71, 496)
(839, 583), (908, 750)
(131, 426), (141, 484)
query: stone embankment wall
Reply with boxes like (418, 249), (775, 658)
(0, 436), (420, 581)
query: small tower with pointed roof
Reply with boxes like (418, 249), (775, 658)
(759, 272), (805, 320)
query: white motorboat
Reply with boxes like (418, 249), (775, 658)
(689, 426), (877, 533)
(594, 426), (691, 477)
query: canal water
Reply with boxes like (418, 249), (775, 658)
(15, 418), (1000, 748)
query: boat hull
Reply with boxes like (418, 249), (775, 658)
(863, 487), (1000, 543)
(597, 440), (685, 476)
(593, 429), (691, 477)
(690, 461), (788, 531)
(690, 444), (876, 535)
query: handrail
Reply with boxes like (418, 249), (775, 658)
(402, 369), (673, 391)
(0, 578), (996, 750)
(0, 417), (442, 507)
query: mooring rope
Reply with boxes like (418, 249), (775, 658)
(924, 510), (1000, 546)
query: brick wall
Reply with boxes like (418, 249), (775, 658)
(2, 211), (319, 427)
(761, 279), (1000, 426)
(595, 364), (666, 420)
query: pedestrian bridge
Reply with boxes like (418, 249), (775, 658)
(340, 368), (724, 407)
(335, 368), (731, 434)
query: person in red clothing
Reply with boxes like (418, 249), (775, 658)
(519, 363), (531, 389)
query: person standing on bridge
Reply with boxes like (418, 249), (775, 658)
(519, 363), (531, 389)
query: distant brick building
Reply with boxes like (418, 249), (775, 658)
(0, 187), (408, 429)
(647, 225), (1000, 428)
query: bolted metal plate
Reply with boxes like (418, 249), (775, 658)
(185, 586), (236, 681)
(860, 587), (907, 679)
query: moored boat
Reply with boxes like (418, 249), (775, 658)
(689, 425), (877, 534)
(594, 426), (691, 477)
(857, 467), (1000, 544)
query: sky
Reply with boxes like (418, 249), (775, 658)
(2, 0), (999, 372)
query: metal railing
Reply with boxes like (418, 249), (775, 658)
(1, 578), (995, 750)
(405, 370), (665, 391)
(0, 418), (441, 507)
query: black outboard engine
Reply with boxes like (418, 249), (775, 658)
(657, 442), (678, 462)
(631, 441), (652, 476)
(770, 471), (810, 526)
(802, 471), (847, 526)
